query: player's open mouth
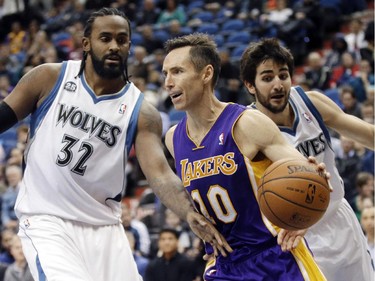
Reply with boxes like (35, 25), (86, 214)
(106, 56), (121, 63)
(171, 92), (182, 100)
(271, 94), (284, 100)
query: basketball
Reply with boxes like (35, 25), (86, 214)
(257, 159), (330, 230)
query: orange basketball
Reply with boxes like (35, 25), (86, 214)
(257, 158), (330, 230)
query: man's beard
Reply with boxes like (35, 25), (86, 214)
(255, 87), (289, 114)
(90, 50), (127, 79)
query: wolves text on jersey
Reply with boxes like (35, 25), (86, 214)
(295, 132), (327, 158)
(180, 152), (238, 187)
(56, 103), (121, 147)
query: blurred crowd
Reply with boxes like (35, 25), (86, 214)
(0, 0), (373, 280)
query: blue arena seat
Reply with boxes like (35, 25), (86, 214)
(224, 31), (252, 49)
(221, 19), (245, 35)
(196, 23), (219, 35)
(230, 44), (248, 62)
(194, 11), (214, 23)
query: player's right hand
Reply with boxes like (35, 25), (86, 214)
(186, 211), (233, 257)
(278, 228), (307, 251)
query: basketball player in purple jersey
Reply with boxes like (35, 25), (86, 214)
(162, 33), (328, 280)
(241, 38), (374, 281)
(0, 8), (230, 281)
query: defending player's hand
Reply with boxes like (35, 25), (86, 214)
(307, 156), (333, 192)
(277, 228), (307, 251)
(186, 211), (233, 257)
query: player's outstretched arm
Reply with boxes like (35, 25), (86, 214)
(1, 63), (61, 132)
(308, 90), (375, 150)
(135, 100), (232, 256)
(235, 109), (306, 162)
(235, 110), (331, 250)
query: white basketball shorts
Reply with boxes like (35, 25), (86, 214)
(18, 215), (142, 281)
(306, 198), (374, 281)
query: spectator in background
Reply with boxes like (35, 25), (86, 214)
(292, 0), (324, 51)
(110, 0), (137, 22)
(6, 148), (23, 167)
(354, 172), (374, 219)
(140, 25), (164, 54)
(0, 75), (13, 101)
(156, 0), (186, 29)
(324, 33), (349, 68)
(24, 30), (57, 69)
(145, 228), (195, 281)
(163, 208), (192, 254)
(66, 21), (84, 61)
(358, 59), (374, 101)
(0, 228), (16, 265)
(330, 51), (360, 89)
(360, 20), (374, 73)
(167, 20), (186, 39)
(15, 124), (28, 152)
(24, 19), (41, 53)
(125, 230), (149, 279)
(339, 84), (362, 118)
(345, 17), (368, 62)
(304, 51), (331, 91)
(5, 22), (27, 56)
(360, 206), (375, 262)
(121, 202), (141, 254)
(128, 46), (151, 81)
(136, 0), (161, 28)
(335, 135), (361, 210)
(361, 99), (374, 124)
(262, 0), (293, 26)
(3, 235), (33, 281)
(122, 202), (151, 257)
(1, 165), (22, 231)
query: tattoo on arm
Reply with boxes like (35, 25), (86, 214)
(149, 176), (194, 220)
(139, 104), (162, 137)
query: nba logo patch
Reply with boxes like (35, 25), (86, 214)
(119, 103), (127, 114)
(219, 133), (224, 145)
(302, 112), (312, 123)
(23, 219), (30, 228)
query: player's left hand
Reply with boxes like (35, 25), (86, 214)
(277, 228), (307, 251)
(186, 211), (233, 257)
(307, 156), (332, 191)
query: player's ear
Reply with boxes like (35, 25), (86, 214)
(244, 81), (256, 95)
(202, 65), (214, 85)
(82, 37), (90, 52)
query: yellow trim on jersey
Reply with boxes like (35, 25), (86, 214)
(292, 239), (327, 281)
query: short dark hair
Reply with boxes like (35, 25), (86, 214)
(240, 38), (294, 86)
(159, 227), (180, 239)
(164, 33), (221, 88)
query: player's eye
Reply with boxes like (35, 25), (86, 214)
(262, 76), (273, 82)
(280, 73), (289, 80)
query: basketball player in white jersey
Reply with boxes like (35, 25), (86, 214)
(240, 38), (374, 281)
(0, 8), (231, 281)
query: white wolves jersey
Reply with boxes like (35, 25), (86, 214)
(279, 86), (344, 220)
(15, 60), (144, 225)
(276, 87), (374, 280)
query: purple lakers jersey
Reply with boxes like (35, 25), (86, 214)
(173, 104), (275, 250)
(172, 103), (327, 280)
